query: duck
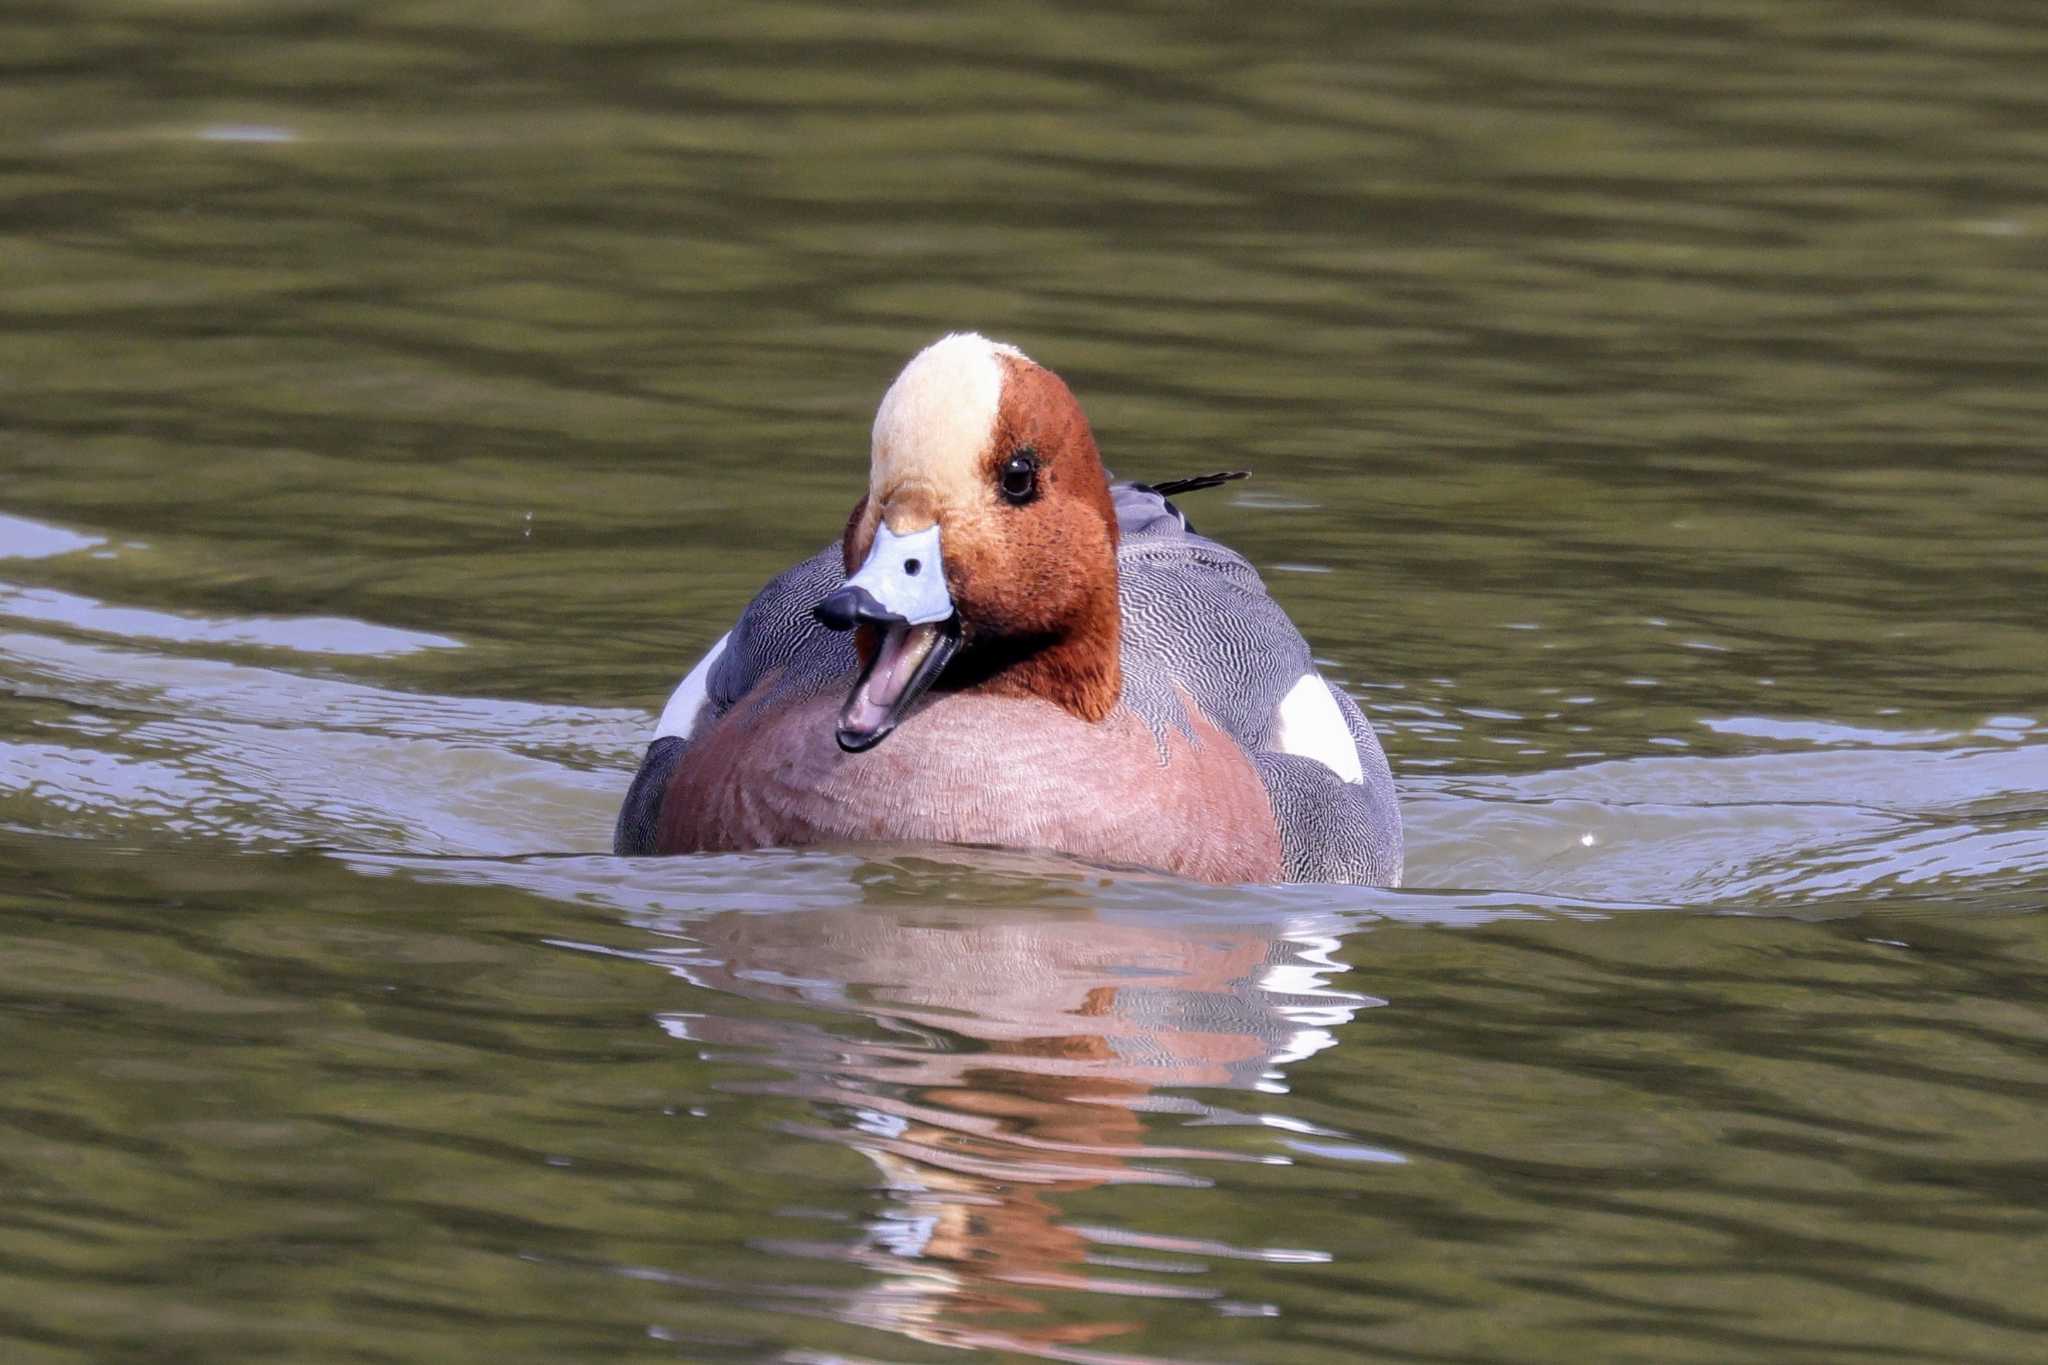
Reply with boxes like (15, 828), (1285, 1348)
(614, 333), (1401, 885)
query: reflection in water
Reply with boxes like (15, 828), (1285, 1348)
(591, 867), (1379, 1361)
(0, 578), (462, 656)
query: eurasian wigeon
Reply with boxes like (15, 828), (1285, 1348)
(615, 333), (1401, 884)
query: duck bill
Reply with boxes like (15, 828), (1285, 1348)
(837, 617), (961, 752)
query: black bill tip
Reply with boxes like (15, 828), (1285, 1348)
(813, 585), (904, 632)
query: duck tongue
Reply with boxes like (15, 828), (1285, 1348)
(836, 619), (959, 752)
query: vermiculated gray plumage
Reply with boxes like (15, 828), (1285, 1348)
(617, 481), (1400, 884)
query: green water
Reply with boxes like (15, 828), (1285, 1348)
(4, 3), (2047, 1361)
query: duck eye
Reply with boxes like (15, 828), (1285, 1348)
(999, 448), (1039, 505)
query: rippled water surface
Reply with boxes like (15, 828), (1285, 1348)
(5, 3), (2048, 1361)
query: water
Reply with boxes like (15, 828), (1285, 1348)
(4, 2), (2047, 1360)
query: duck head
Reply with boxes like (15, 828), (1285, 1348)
(814, 333), (1122, 752)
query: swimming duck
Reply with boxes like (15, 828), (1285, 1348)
(615, 333), (1401, 884)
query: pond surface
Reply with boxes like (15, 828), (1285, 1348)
(4, 3), (2048, 1361)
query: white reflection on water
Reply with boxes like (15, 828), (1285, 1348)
(195, 124), (298, 143)
(1, 512), (459, 655)
(0, 512), (105, 561)
(0, 629), (629, 852)
(0, 582), (462, 656)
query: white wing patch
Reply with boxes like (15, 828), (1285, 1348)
(1272, 673), (1365, 784)
(653, 632), (731, 741)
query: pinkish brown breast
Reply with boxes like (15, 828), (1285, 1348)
(658, 685), (1284, 884)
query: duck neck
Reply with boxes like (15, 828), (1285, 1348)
(958, 576), (1123, 723)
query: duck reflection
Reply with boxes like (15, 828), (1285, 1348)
(643, 854), (1378, 1361)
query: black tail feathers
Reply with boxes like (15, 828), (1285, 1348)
(1145, 470), (1250, 499)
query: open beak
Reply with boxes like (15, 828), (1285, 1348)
(832, 616), (961, 751)
(812, 523), (959, 753)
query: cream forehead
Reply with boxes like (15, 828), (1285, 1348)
(869, 333), (1030, 497)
